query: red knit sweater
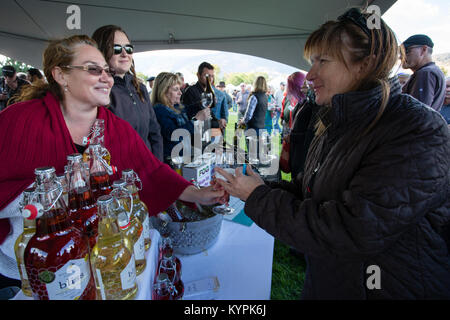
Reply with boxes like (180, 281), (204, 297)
(0, 92), (191, 244)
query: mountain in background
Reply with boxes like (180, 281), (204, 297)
(133, 49), (301, 88)
(435, 53), (450, 75)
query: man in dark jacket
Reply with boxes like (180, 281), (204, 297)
(401, 34), (446, 111)
(0, 66), (30, 110)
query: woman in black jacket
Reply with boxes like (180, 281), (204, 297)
(238, 76), (268, 162)
(216, 8), (450, 299)
(92, 25), (164, 161)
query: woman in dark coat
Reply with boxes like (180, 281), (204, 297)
(92, 25), (164, 161)
(216, 8), (450, 299)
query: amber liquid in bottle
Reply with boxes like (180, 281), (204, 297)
(68, 185), (99, 249)
(90, 195), (137, 300)
(24, 208), (96, 300)
(90, 171), (112, 200)
(158, 252), (184, 300)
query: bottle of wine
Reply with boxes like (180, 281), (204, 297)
(204, 74), (216, 109)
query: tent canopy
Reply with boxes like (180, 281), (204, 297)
(1, 0), (396, 70)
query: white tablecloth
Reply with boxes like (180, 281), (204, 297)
(13, 219), (274, 300)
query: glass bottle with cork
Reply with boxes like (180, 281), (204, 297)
(66, 153), (99, 249)
(158, 251), (184, 300)
(121, 169), (151, 251)
(89, 143), (116, 201)
(22, 166), (96, 300)
(82, 119), (111, 164)
(14, 187), (36, 297)
(90, 194), (138, 300)
(111, 179), (146, 276)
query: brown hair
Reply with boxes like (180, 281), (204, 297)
(92, 25), (145, 102)
(251, 76), (268, 96)
(151, 72), (183, 112)
(304, 7), (399, 136)
(16, 35), (97, 102)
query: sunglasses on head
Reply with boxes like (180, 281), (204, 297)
(64, 64), (116, 77)
(338, 8), (371, 38)
(113, 44), (134, 55)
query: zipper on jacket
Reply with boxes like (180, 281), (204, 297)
(306, 162), (320, 197)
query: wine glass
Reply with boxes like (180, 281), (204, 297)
(211, 162), (235, 215)
(200, 92), (213, 109)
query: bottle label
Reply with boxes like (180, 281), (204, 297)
(120, 254), (137, 290)
(44, 255), (91, 300)
(134, 231), (145, 260)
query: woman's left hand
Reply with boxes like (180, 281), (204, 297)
(214, 166), (265, 201)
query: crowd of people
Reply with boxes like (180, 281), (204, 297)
(0, 6), (449, 300)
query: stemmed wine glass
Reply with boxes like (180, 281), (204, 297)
(200, 92), (213, 111)
(211, 152), (235, 215)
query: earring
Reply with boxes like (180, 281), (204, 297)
(64, 83), (68, 92)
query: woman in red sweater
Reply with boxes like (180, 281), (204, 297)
(0, 35), (223, 283)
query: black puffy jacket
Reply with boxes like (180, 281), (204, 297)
(245, 79), (450, 299)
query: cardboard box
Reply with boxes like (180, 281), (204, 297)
(182, 161), (211, 187)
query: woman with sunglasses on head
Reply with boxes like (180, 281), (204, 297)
(92, 25), (164, 162)
(0, 35), (224, 289)
(216, 7), (450, 299)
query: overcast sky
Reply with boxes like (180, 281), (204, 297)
(1, 0), (447, 85)
(133, 0), (449, 85)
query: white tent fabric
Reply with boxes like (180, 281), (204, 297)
(1, 0), (396, 70)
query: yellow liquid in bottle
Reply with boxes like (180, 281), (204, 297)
(91, 217), (138, 300)
(119, 213), (146, 276)
(14, 220), (35, 297)
(127, 184), (151, 251)
(83, 148), (111, 165)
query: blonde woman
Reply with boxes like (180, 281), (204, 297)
(152, 72), (207, 162)
(217, 8), (450, 299)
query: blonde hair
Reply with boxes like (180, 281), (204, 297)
(251, 76), (268, 95)
(150, 72), (182, 112)
(304, 8), (398, 136)
(16, 35), (98, 103)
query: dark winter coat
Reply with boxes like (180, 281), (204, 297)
(110, 73), (164, 161)
(245, 79), (450, 299)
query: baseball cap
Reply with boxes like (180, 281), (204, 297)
(2, 65), (16, 77)
(147, 76), (155, 82)
(217, 81), (226, 88)
(402, 34), (434, 49)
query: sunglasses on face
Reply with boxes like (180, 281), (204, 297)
(113, 44), (134, 55)
(64, 64), (116, 77)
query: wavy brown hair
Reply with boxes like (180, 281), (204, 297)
(92, 25), (145, 102)
(304, 7), (399, 136)
(16, 35), (98, 103)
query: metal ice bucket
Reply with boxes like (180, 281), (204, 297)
(150, 203), (223, 255)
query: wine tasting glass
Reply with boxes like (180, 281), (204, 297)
(212, 164), (235, 215)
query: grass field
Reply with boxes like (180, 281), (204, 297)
(225, 111), (306, 300)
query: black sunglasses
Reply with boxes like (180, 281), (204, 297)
(337, 8), (378, 50)
(113, 44), (134, 55)
(64, 65), (116, 77)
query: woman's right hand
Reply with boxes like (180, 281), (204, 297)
(195, 108), (211, 121)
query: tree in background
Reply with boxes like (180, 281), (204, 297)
(0, 57), (34, 73)
(224, 72), (269, 86)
